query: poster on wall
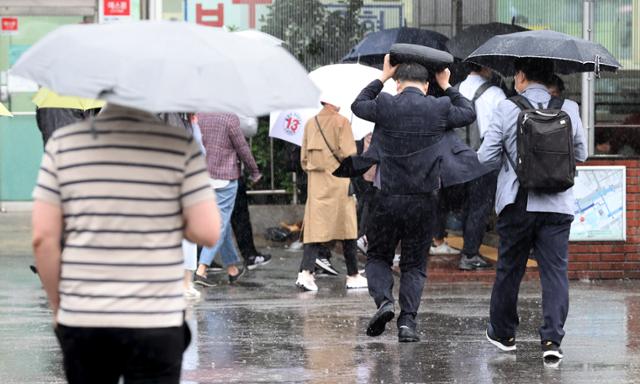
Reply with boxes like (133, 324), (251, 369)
(570, 166), (626, 241)
(1, 17), (18, 35)
(99, 0), (140, 23)
(184, 0), (409, 32)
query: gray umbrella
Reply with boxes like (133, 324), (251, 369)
(466, 29), (621, 76)
(11, 21), (320, 115)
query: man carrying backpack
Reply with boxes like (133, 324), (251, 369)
(431, 63), (506, 270)
(477, 57), (587, 364)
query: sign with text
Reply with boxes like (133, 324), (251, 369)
(185, 0), (273, 29)
(99, 0), (135, 23)
(1, 17), (18, 35)
(104, 0), (131, 16)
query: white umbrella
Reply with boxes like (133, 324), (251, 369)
(11, 21), (319, 115)
(235, 29), (284, 46)
(270, 63), (396, 144)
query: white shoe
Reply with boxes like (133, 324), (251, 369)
(430, 241), (460, 255)
(346, 273), (368, 289)
(357, 236), (368, 254)
(286, 240), (303, 252)
(184, 283), (201, 300)
(296, 271), (318, 291)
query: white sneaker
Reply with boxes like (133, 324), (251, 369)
(296, 271), (318, 291)
(430, 241), (460, 255)
(286, 240), (303, 252)
(346, 273), (368, 289)
(184, 283), (201, 300)
(357, 236), (368, 254)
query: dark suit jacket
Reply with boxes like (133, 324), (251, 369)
(343, 79), (490, 194)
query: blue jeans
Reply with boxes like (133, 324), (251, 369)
(199, 180), (240, 267)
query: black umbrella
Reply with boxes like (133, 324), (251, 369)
(466, 29), (622, 76)
(446, 22), (528, 60)
(342, 27), (449, 67)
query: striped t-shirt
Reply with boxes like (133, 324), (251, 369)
(33, 104), (214, 328)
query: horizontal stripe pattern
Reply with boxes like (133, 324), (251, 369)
(32, 113), (214, 328)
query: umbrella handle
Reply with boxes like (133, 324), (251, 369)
(594, 55), (601, 78)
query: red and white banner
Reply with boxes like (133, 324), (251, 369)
(1, 17), (18, 34)
(104, 0), (131, 16)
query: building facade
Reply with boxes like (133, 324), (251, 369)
(0, 0), (638, 202)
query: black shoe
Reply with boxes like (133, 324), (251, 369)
(542, 340), (564, 361)
(193, 273), (217, 287)
(366, 301), (395, 337)
(228, 267), (246, 284)
(459, 254), (493, 270)
(245, 254), (272, 270)
(207, 261), (224, 273)
(398, 326), (420, 342)
(315, 257), (339, 276)
(486, 325), (516, 351)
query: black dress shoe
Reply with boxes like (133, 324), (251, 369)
(229, 267), (246, 284)
(366, 301), (395, 337)
(398, 326), (420, 342)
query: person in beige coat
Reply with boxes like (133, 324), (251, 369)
(295, 102), (368, 292)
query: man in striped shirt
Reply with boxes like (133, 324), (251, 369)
(31, 103), (220, 384)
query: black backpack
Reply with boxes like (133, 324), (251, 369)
(504, 95), (575, 193)
(454, 81), (492, 150)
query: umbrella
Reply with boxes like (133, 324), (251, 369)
(446, 22), (528, 60)
(342, 27), (449, 67)
(269, 63), (397, 145)
(11, 21), (319, 115)
(235, 29), (283, 46)
(32, 87), (105, 111)
(466, 29), (622, 76)
(0, 102), (12, 117)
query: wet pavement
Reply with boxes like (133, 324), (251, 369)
(1, 212), (639, 383)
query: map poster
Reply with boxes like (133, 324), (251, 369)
(570, 166), (627, 241)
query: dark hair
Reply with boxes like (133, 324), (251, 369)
(514, 57), (554, 85)
(547, 74), (565, 92)
(465, 62), (483, 74)
(394, 63), (430, 83)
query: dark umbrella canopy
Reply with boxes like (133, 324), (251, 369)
(342, 27), (449, 67)
(446, 22), (528, 60)
(466, 29), (622, 76)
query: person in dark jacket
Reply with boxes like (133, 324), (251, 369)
(351, 54), (480, 342)
(35, 107), (100, 146)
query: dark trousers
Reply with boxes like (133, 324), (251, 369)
(365, 192), (434, 329)
(231, 178), (258, 260)
(433, 185), (463, 240)
(300, 241), (359, 276)
(55, 323), (191, 384)
(460, 170), (498, 256)
(490, 189), (573, 345)
(356, 182), (378, 237)
(433, 171), (498, 256)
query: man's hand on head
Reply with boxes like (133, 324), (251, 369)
(379, 54), (398, 83)
(436, 68), (452, 91)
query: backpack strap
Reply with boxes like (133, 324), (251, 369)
(547, 97), (565, 109)
(472, 81), (493, 102)
(508, 95), (534, 111)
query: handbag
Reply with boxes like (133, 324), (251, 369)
(314, 116), (356, 196)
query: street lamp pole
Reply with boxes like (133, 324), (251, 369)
(581, 0), (596, 156)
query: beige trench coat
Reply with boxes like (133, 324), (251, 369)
(301, 107), (358, 243)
